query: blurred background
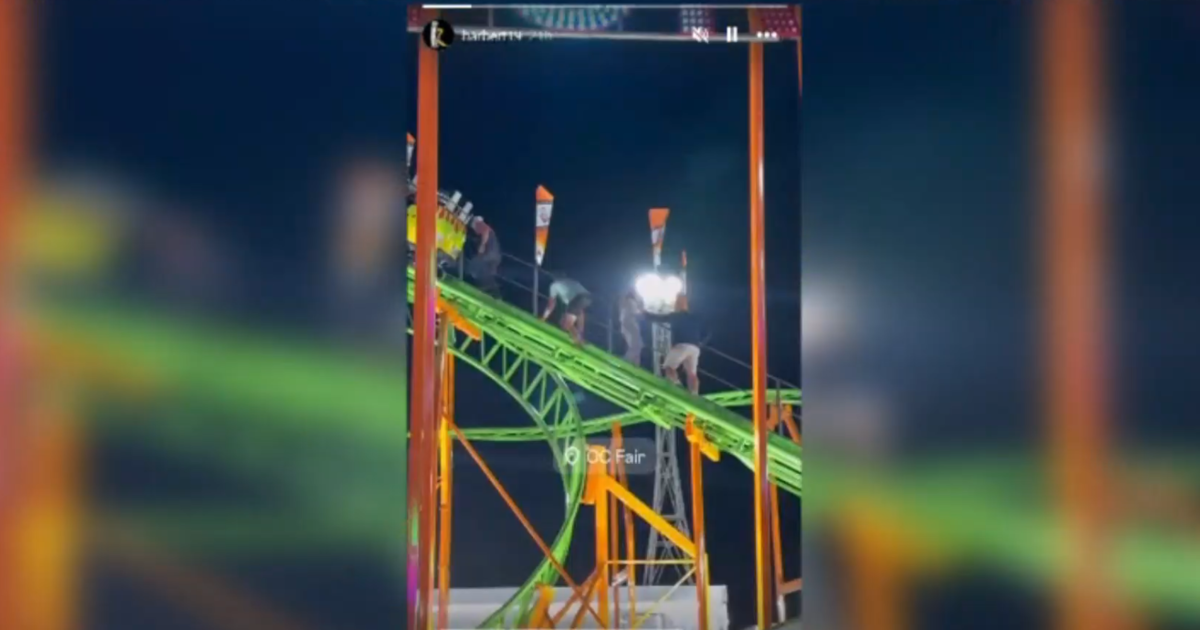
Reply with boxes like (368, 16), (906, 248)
(7, 1), (412, 629)
(803, 2), (1200, 629)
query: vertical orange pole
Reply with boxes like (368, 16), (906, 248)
(594, 473), (611, 628)
(423, 320), (446, 625)
(1039, 2), (1112, 629)
(608, 439), (621, 625)
(436, 351), (455, 630)
(0, 0), (28, 626)
(844, 512), (906, 630)
(771, 479), (785, 619)
(689, 420), (710, 630)
(408, 8), (441, 630)
(614, 423), (638, 621)
(747, 8), (775, 629)
(14, 405), (83, 630)
(0, 0), (26, 282)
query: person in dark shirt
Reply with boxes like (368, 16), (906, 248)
(643, 298), (709, 395)
(467, 216), (502, 297)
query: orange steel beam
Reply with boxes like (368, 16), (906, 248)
(768, 404), (801, 616)
(12, 402), (82, 630)
(613, 424), (639, 622)
(686, 416), (713, 630)
(565, 572), (602, 630)
(767, 403), (782, 612)
(844, 513), (906, 630)
(423, 319), (448, 626)
(747, 8), (775, 629)
(606, 439), (619, 626)
(1039, 2), (1114, 629)
(528, 584), (554, 629)
(437, 296), (482, 340)
(594, 469), (611, 627)
(409, 7), (441, 630)
(436, 350), (455, 630)
(0, 0), (26, 286)
(550, 569), (598, 628)
(0, 1), (29, 624)
(779, 578), (802, 596)
(582, 445), (706, 627)
(449, 420), (605, 626)
(771, 482), (785, 618)
(591, 473), (697, 558)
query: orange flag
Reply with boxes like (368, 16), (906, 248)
(535, 185), (554, 266)
(649, 208), (670, 267)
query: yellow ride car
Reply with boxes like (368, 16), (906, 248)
(406, 203), (468, 264)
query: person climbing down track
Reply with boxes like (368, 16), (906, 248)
(643, 297), (709, 395)
(467, 216), (502, 297)
(540, 275), (591, 346)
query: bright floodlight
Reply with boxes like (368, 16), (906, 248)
(635, 272), (683, 313)
(635, 273), (663, 300)
(663, 275), (683, 297)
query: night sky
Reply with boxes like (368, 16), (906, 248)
(37, 1), (1200, 629)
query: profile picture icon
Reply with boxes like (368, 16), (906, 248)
(423, 19), (456, 51)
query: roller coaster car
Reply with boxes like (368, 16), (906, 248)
(405, 186), (475, 269)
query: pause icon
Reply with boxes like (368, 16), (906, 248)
(726, 26), (738, 42)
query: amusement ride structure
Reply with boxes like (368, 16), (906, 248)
(3, 4), (1200, 630)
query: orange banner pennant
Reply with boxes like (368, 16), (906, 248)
(649, 208), (670, 267)
(535, 185), (554, 266)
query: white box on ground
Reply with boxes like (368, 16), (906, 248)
(433, 584), (729, 630)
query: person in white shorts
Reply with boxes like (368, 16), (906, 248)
(662, 342), (701, 394)
(643, 300), (709, 395)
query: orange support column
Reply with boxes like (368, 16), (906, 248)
(12, 401), (84, 630)
(0, 0), (27, 282)
(843, 510), (907, 630)
(408, 8), (441, 630)
(767, 405), (785, 620)
(1038, 2), (1114, 629)
(592, 447), (611, 628)
(0, 0), (30, 626)
(685, 416), (716, 630)
(613, 424), (639, 621)
(436, 334), (455, 630)
(747, 8), (775, 629)
(608, 438), (622, 625)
